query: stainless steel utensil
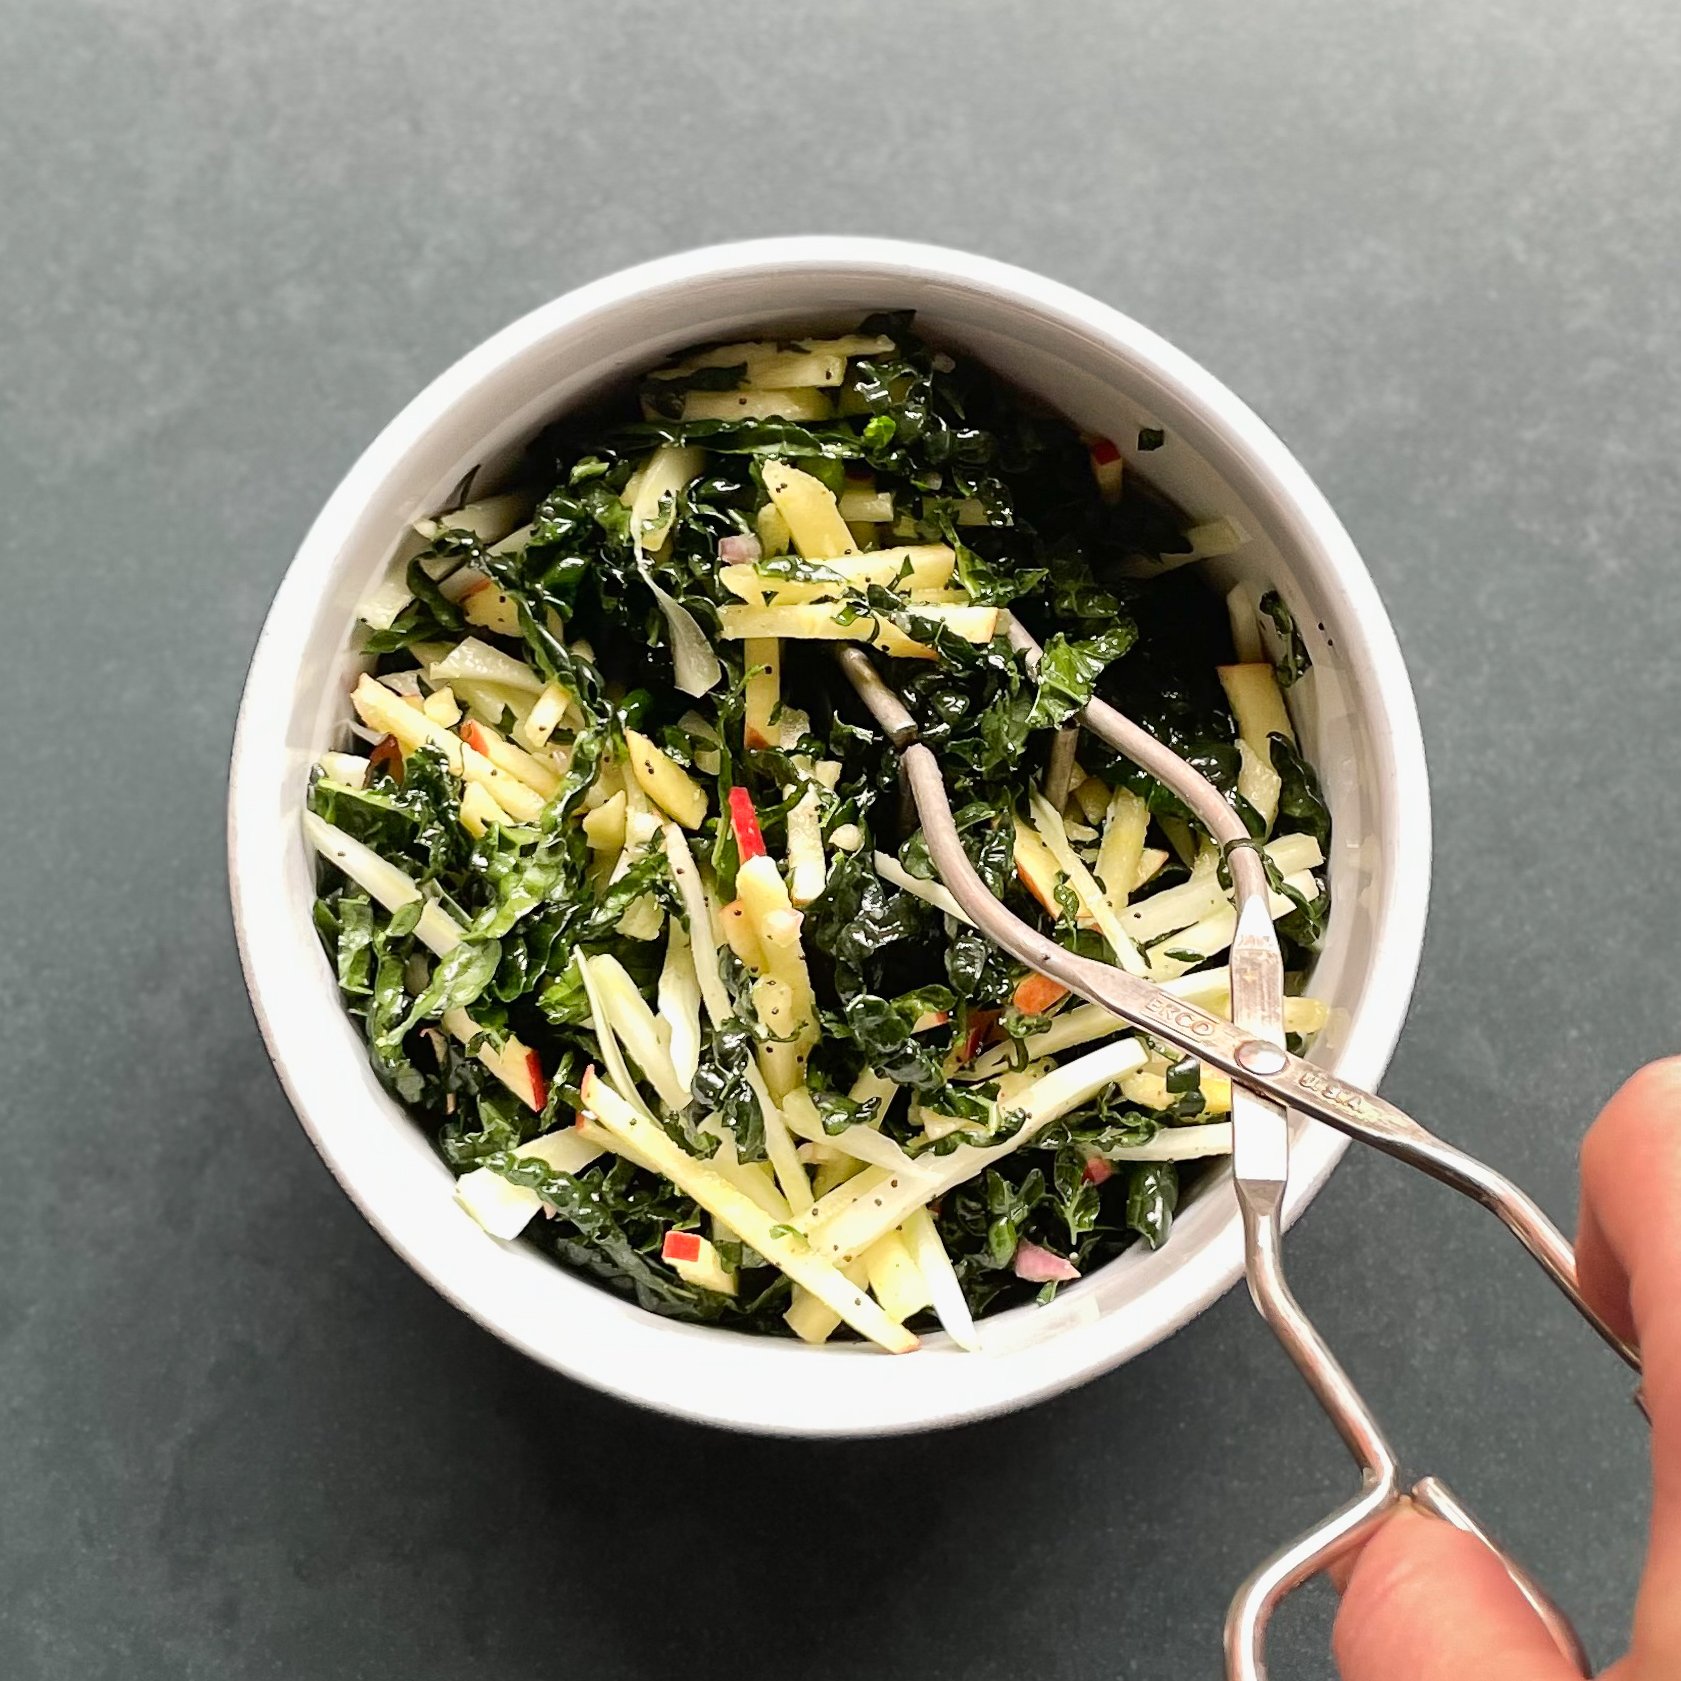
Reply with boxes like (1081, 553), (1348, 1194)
(835, 625), (1627, 1678)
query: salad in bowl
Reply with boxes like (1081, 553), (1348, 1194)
(302, 315), (1330, 1356)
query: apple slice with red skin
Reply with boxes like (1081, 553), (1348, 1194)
(524, 1050), (548, 1114)
(662, 1230), (704, 1265)
(960, 1008), (1002, 1064)
(1088, 437), (1124, 503)
(368, 733), (404, 783)
(728, 785), (767, 862)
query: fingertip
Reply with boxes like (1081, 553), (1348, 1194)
(1334, 1503), (1456, 1600)
(1333, 1508), (1576, 1681)
(1574, 1196), (1639, 1346)
(1332, 1507), (1459, 1665)
(1577, 1056), (1681, 1391)
(1322, 1505), (1411, 1596)
(1581, 1057), (1681, 1193)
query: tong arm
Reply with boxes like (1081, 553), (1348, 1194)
(894, 739), (1637, 1372)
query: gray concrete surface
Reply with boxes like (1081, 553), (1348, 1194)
(4, 1), (1677, 1675)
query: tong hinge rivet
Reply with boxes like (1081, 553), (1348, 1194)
(1235, 1039), (1287, 1077)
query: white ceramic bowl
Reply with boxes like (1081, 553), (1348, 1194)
(229, 237), (1430, 1436)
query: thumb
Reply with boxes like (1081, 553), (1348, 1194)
(1332, 1507), (1583, 1681)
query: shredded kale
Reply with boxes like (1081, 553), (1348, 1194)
(1270, 732), (1332, 851)
(687, 1018), (764, 1159)
(1126, 1162), (1180, 1249)
(1025, 625), (1139, 732)
(1259, 588), (1313, 688)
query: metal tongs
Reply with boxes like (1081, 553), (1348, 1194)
(835, 623), (1639, 1678)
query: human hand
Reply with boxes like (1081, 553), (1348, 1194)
(1332, 1059), (1681, 1678)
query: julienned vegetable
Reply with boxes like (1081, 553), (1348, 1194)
(306, 314), (1332, 1354)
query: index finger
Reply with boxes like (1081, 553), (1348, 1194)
(1578, 1059), (1681, 1428)
(1576, 1056), (1681, 1665)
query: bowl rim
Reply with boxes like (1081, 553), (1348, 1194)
(229, 236), (1431, 1434)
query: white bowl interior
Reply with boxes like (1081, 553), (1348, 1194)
(230, 239), (1429, 1435)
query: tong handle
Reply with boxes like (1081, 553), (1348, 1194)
(1225, 1197), (1592, 1678)
(837, 644), (1609, 1674)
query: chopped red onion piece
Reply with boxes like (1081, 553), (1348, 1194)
(1011, 1240), (1081, 1283)
(719, 533), (762, 564)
